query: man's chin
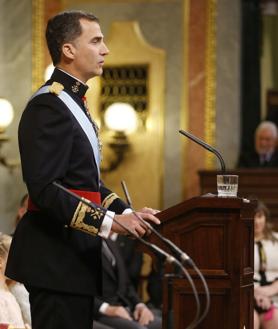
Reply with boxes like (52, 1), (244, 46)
(257, 150), (268, 155)
(86, 68), (104, 81)
(94, 68), (103, 76)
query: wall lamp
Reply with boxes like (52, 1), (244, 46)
(0, 98), (16, 169)
(101, 102), (138, 172)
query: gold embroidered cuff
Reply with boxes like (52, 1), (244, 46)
(102, 193), (119, 209)
(70, 198), (105, 236)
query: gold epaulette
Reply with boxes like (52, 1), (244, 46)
(48, 81), (64, 95)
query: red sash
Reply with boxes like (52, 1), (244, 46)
(28, 188), (101, 211)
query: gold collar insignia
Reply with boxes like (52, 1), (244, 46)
(71, 81), (81, 93)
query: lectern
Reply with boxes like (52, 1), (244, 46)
(151, 196), (255, 329)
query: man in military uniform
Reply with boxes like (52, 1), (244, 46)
(6, 10), (160, 329)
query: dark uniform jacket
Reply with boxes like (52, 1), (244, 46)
(237, 149), (278, 168)
(94, 238), (141, 319)
(6, 68), (128, 296)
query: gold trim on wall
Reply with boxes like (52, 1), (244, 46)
(181, 0), (190, 197)
(181, 0), (190, 133)
(32, 0), (45, 92)
(204, 0), (217, 169)
(65, 0), (176, 4)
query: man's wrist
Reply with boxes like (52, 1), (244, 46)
(98, 211), (114, 238)
(122, 208), (133, 214)
(135, 303), (146, 310)
(99, 302), (110, 314)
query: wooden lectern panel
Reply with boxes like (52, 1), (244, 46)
(151, 196), (255, 329)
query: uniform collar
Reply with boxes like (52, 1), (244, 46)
(49, 68), (89, 98)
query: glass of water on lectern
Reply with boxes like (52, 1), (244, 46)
(217, 174), (238, 197)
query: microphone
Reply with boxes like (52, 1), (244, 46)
(121, 180), (191, 264)
(121, 180), (133, 208)
(179, 129), (226, 173)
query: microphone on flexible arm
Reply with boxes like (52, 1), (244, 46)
(53, 181), (201, 329)
(121, 180), (191, 264)
(120, 180), (211, 328)
(179, 129), (226, 173)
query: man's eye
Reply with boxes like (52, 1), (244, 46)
(92, 38), (101, 44)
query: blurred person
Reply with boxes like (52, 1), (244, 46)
(146, 260), (163, 311)
(8, 281), (31, 328)
(253, 201), (278, 328)
(254, 287), (278, 329)
(106, 234), (163, 320)
(93, 234), (162, 329)
(238, 121), (278, 167)
(5, 10), (159, 329)
(115, 226), (163, 312)
(93, 322), (113, 329)
(254, 201), (278, 296)
(116, 235), (143, 291)
(9, 194), (32, 326)
(0, 233), (29, 328)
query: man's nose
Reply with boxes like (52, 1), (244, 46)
(101, 42), (109, 55)
(260, 139), (268, 145)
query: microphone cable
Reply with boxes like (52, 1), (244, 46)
(121, 180), (210, 328)
(188, 259), (210, 327)
(53, 181), (200, 329)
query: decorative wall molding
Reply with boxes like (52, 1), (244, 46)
(32, 0), (44, 91)
(65, 0), (176, 4)
(204, 0), (217, 169)
(183, 0), (217, 198)
(31, 0), (63, 91)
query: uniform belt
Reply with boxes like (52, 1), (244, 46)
(28, 188), (101, 211)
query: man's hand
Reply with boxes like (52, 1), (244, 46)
(112, 211), (160, 237)
(139, 207), (160, 215)
(105, 305), (132, 320)
(133, 304), (154, 326)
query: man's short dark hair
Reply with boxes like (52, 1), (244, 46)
(46, 10), (99, 65)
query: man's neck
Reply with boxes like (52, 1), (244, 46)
(56, 66), (87, 85)
(259, 151), (273, 162)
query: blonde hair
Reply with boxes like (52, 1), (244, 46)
(0, 233), (12, 259)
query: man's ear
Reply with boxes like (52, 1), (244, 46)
(62, 43), (76, 60)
